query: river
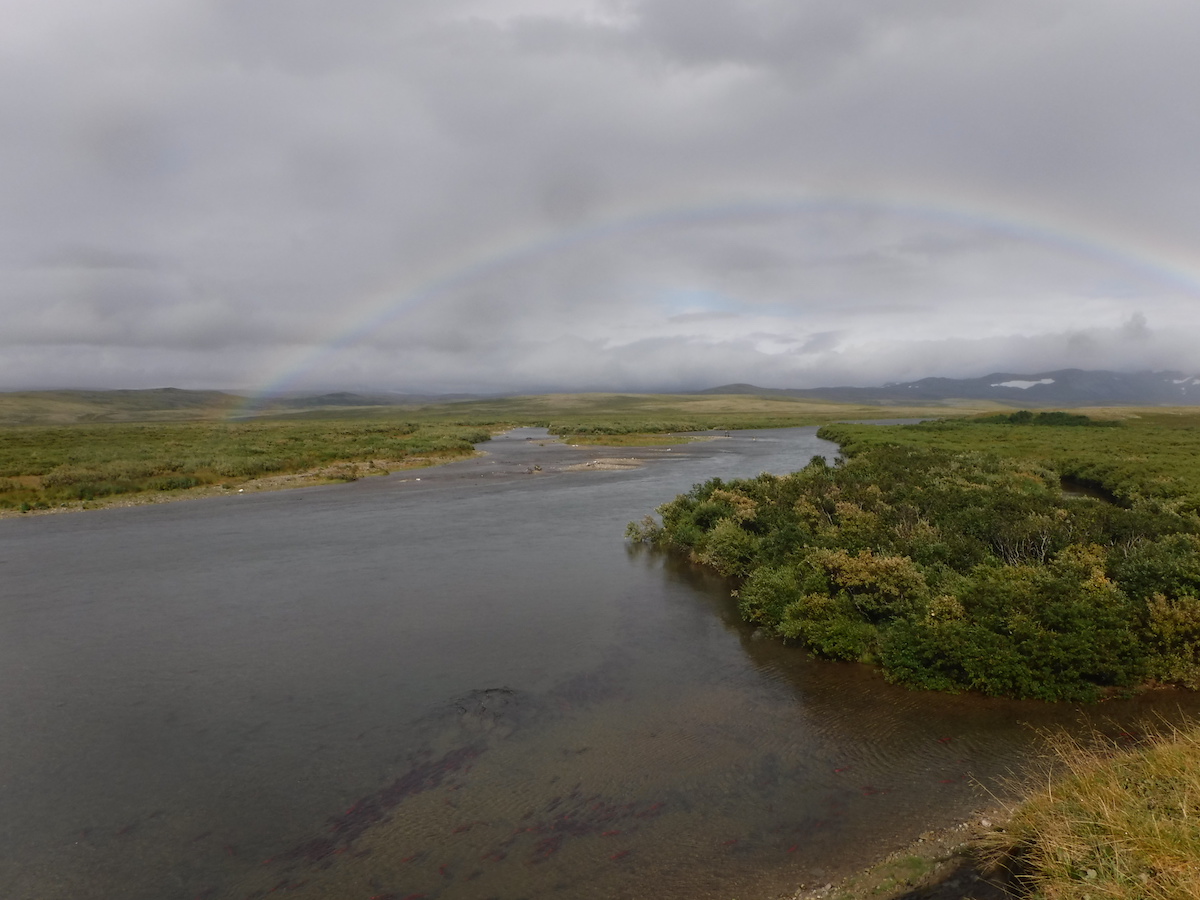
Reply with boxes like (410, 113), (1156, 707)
(2, 426), (1197, 900)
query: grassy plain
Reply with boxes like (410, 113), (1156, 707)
(0, 388), (1005, 428)
(0, 391), (994, 513)
(819, 407), (1200, 513)
(397, 391), (1001, 434)
(0, 388), (240, 425)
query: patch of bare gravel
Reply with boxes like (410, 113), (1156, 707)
(563, 457), (646, 471)
(789, 807), (1017, 900)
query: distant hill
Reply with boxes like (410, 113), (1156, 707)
(0, 388), (241, 425)
(699, 369), (1200, 407)
(252, 391), (419, 411)
(0, 387), (494, 425)
(3, 370), (1197, 426)
(259, 391), (489, 410)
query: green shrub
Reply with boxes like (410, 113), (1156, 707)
(1109, 534), (1200, 602)
(147, 475), (201, 491)
(972, 410), (1118, 427)
(736, 564), (801, 628)
(778, 592), (879, 661)
(802, 548), (929, 622)
(879, 555), (1143, 701)
(696, 517), (761, 576)
(1144, 592), (1200, 688)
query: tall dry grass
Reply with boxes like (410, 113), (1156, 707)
(984, 723), (1200, 899)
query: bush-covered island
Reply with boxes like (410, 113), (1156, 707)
(627, 413), (1200, 701)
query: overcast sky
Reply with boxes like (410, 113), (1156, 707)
(4, 0), (1200, 395)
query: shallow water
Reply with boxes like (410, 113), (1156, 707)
(2, 427), (1197, 900)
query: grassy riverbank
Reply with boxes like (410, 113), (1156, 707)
(0, 419), (491, 513)
(810, 720), (1200, 900)
(983, 722), (1200, 899)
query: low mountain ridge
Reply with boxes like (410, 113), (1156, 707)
(700, 369), (1200, 407)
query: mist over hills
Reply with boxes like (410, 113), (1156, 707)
(269, 369), (1200, 408)
(700, 369), (1200, 407)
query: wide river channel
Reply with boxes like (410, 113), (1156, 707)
(4, 426), (1199, 900)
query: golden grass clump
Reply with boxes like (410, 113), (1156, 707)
(985, 724), (1200, 899)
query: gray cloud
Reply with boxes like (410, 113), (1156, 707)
(2, 0), (1199, 393)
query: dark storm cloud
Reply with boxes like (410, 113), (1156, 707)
(2, 0), (1198, 392)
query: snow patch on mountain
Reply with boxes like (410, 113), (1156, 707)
(990, 378), (1056, 390)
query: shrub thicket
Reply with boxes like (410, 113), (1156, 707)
(628, 444), (1200, 700)
(972, 409), (1119, 427)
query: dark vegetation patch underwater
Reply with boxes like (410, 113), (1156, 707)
(629, 413), (1200, 701)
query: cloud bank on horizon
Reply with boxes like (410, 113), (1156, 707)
(4, 0), (1200, 395)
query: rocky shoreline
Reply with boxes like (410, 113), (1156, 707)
(790, 806), (1017, 900)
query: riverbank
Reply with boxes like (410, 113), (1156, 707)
(0, 418), (492, 515)
(824, 719), (1200, 899)
(791, 805), (1013, 900)
(0, 450), (482, 518)
(0, 428), (720, 518)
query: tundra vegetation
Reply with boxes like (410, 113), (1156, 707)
(0, 420), (491, 511)
(629, 411), (1200, 701)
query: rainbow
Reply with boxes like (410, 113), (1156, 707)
(234, 191), (1200, 415)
